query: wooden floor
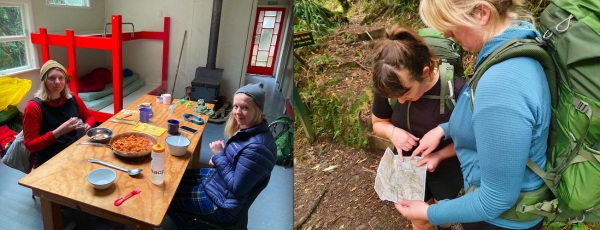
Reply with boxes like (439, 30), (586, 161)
(0, 76), (293, 230)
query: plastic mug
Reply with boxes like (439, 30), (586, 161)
(139, 108), (154, 123)
(162, 94), (171, 104)
(76, 118), (86, 138)
(167, 119), (180, 135)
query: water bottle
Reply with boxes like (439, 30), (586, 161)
(151, 143), (165, 185)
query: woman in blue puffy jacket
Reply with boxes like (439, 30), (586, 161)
(168, 83), (277, 227)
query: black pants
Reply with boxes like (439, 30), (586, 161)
(462, 219), (544, 230)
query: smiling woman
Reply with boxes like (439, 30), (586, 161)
(22, 60), (96, 167)
(167, 82), (277, 228)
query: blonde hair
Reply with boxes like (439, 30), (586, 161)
(34, 68), (73, 101)
(419, 0), (531, 42)
(224, 93), (267, 138)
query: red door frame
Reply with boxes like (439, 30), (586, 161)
(247, 7), (286, 76)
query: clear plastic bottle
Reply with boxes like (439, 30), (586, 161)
(151, 143), (165, 185)
(76, 118), (86, 138)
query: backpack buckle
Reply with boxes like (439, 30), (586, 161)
(519, 205), (527, 213)
(535, 37), (546, 45)
(576, 100), (590, 114)
(568, 215), (585, 223)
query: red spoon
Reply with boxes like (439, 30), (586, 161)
(114, 188), (141, 206)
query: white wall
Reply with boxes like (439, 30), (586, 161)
(13, 0), (106, 111)
(104, 0), (259, 99)
(104, 0), (195, 92)
(217, 0), (258, 97)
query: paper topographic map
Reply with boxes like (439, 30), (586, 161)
(374, 147), (427, 202)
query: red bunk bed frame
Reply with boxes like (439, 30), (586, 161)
(30, 15), (170, 122)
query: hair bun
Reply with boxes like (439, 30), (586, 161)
(386, 25), (418, 43)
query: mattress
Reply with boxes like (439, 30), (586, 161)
(84, 78), (146, 111)
(78, 73), (140, 102)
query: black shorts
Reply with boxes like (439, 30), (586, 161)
(423, 164), (463, 202)
(462, 219), (543, 230)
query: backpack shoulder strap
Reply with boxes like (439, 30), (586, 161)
(468, 38), (558, 112)
(388, 98), (398, 110)
(439, 62), (455, 114)
(388, 61), (456, 127)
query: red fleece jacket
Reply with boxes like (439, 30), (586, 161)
(22, 94), (95, 153)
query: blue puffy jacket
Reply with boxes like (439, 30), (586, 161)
(203, 121), (277, 213)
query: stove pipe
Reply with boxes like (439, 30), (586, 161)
(206, 0), (223, 70)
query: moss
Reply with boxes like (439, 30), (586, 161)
(309, 54), (334, 66)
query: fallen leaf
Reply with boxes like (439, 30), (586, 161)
(369, 164), (377, 168)
(357, 158), (367, 163)
(323, 165), (339, 172)
(351, 186), (358, 192)
(340, 225), (344, 229)
(312, 164), (320, 170)
(307, 227), (312, 230)
(332, 154), (339, 160)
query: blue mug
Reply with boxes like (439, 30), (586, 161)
(139, 108), (154, 123)
(167, 119), (180, 135)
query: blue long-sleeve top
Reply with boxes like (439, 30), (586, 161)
(427, 21), (551, 229)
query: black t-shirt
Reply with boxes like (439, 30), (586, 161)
(372, 76), (465, 179)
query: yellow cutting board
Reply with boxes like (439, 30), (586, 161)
(131, 123), (167, 136)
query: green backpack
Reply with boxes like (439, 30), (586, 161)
(467, 0), (600, 223)
(269, 115), (294, 166)
(388, 28), (464, 133)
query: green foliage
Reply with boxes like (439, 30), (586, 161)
(299, 82), (370, 148)
(571, 223), (586, 230)
(361, 0), (421, 26)
(546, 221), (567, 230)
(0, 6), (27, 71)
(309, 55), (334, 65)
(294, 0), (341, 33)
(522, 0), (551, 24)
(327, 75), (344, 86)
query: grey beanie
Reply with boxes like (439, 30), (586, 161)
(235, 83), (266, 111)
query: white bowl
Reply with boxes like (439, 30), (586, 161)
(87, 168), (116, 190)
(165, 136), (191, 156)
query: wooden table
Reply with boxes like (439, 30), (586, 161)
(19, 95), (213, 229)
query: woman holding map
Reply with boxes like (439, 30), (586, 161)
(395, 0), (550, 230)
(371, 24), (465, 230)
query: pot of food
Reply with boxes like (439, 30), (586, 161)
(77, 132), (157, 158)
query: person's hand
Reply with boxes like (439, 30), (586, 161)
(53, 117), (78, 138)
(416, 152), (442, 172)
(84, 123), (92, 133)
(394, 199), (430, 221)
(209, 140), (225, 155)
(209, 158), (215, 167)
(411, 126), (444, 159)
(390, 127), (420, 153)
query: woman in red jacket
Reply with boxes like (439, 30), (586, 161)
(23, 60), (95, 167)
